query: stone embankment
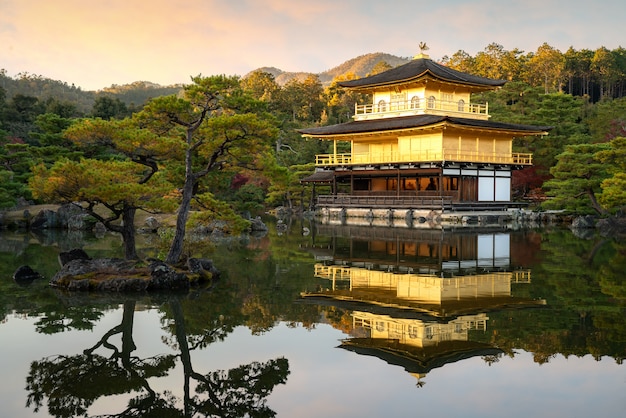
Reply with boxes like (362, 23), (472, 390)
(314, 207), (576, 229)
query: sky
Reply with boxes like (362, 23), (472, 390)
(1, 0), (624, 91)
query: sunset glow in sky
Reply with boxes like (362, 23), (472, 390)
(1, 0), (624, 91)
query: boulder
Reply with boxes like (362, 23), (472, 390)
(93, 221), (107, 236)
(67, 213), (98, 231)
(29, 209), (58, 229)
(571, 215), (596, 229)
(148, 260), (190, 291)
(13, 265), (43, 283)
(56, 204), (85, 228)
(187, 258), (220, 280)
(58, 248), (92, 267)
(50, 258), (137, 288)
(249, 216), (268, 232)
(143, 216), (160, 231)
(50, 256), (217, 292)
(597, 216), (626, 237)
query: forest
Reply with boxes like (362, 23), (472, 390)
(1, 42), (625, 228)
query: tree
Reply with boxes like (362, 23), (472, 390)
(585, 97), (626, 142)
(323, 72), (368, 125)
(29, 117), (182, 259)
(91, 95), (129, 119)
(543, 143), (611, 214)
(241, 70), (280, 104)
(276, 75), (324, 122)
(368, 60), (392, 76)
(441, 50), (476, 74)
(26, 297), (290, 417)
(596, 136), (626, 212)
(527, 43), (565, 93)
(136, 75), (278, 264)
(474, 43), (509, 80)
(30, 158), (175, 259)
(591, 47), (620, 100)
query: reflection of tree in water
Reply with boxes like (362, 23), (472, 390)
(26, 298), (289, 417)
(475, 231), (626, 364)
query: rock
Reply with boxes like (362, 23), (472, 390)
(148, 260), (190, 291)
(461, 215), (478, 225)
(56, 204), (85, 228)
(597, 216), (626, 237)
(67, 213), (98, 231)
(571, 215), (596, 229)
(58, 248), (92, 267)
(50, 258), (137, 288)
(93, 221), (107, 236)
(144, 216), (160, 231)
(30, 209), (58, 229)
(13, 265), (43, 283)
(50, 256), (220, 292)
(250, 216), (268, 231)
(187, 258), (220, 281)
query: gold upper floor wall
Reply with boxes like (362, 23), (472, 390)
(356, 82), (489, 121)
(315, 127), (533, 166)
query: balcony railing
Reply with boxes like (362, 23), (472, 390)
(315, 151), (533, 166)
(354, 98), (489, 121)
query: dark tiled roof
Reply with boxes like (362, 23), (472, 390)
(298, 115), (552, 137)
(300, 170), (335, 183)
(338, 58), (506, 89)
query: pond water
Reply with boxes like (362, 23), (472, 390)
(0, 221), (624, 418)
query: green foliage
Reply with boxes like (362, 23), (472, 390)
(241, 70), (281, 104)
(265, 162), (326, 211)
(134, 75), (279, 263)
(585, 97), (626, 142)
(98, 81), (181, 107)
(90, 96), (129, 119)
(233, 183), (266, 214)
(31, 113), (75, 147)
(189, 192), (251, 234)
(596, 137), (626, 211)
(543, 137), (626, 214)
(29, 158), (176, 211)
(543, 143), (610, 214)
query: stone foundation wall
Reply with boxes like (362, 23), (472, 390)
(315, 206), (570, 229)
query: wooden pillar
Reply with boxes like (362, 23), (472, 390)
(439, 168), (443, 198)
(351, 172), (354, 194)
(397, 169), (400, 197)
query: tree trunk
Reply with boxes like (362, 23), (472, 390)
(171, 299), (193, 417)
(587, 188), (608, 216)
(121, 206), (138, 260)
(166, 148), (194, 264)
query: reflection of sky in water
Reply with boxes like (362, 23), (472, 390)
(1, 311), (623, 418)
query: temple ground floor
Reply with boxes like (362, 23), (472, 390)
(305, 164), (528, 226)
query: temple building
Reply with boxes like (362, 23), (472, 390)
(299, 53), (552, 222)
(300, 227), (546, 382)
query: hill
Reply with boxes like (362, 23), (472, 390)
(248, 52), (411, 86)
(1, 52), (409, 112)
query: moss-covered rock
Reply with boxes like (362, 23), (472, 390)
(50, 257), (219, 292)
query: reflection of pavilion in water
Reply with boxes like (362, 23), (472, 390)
(302, 225), (545, 381)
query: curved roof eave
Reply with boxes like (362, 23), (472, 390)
(338, 58), (506, 90)
(298, 115), (553, 139)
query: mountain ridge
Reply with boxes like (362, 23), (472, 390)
(248, 52), (411, 86)
(0, 52), (411, 112)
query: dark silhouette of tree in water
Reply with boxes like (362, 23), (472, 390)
(25, 298), (289, 417)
